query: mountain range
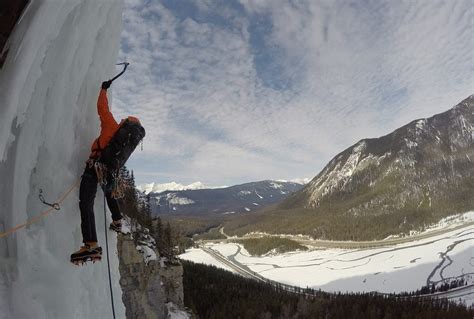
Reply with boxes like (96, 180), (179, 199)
(148, 180), (304, 217)
(223, 95), (473, 240)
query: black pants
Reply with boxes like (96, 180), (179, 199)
(79, 164), (122, 243)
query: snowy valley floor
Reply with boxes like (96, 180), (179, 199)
(180, 220), (474, 307)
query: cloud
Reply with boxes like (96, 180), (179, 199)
(114, 0), (473, 186)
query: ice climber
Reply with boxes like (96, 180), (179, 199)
(70, 80), (124, 265)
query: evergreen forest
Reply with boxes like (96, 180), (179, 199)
(183, 261), (473, 319)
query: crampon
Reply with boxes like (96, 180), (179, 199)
(71, 255), (102, 266)
(70, 245), (102, 266)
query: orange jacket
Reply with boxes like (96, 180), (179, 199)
(89, 89), (120, 159)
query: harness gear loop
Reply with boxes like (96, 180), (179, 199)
(38, 189), (60, 210)
(94, 162), (108, 186)
(110, 170), (126, 199)
(93, 160), (126, 199)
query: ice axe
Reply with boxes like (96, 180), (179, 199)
(109, 62), (130, 83)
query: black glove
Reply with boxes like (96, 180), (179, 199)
(101, 80), (112, 90)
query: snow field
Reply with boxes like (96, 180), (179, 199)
(182, 223), (474, 306)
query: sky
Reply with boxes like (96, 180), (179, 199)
(112, 0), (473, 187)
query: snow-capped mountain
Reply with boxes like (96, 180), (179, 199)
(138, 181), (213, 194)
(277, 178), (311, 185)
(149, 180), (304, 217)
(139, 178), (309, 195)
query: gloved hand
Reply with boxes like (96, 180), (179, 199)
(101, 80), (112, 90)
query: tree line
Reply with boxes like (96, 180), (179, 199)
(182, 260), (473, 319)
(400, 278), (471, 296)
(118, 167), (180, 260)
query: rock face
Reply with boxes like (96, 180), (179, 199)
(0, 0), (29, 67)
(117, 234), (184, 319)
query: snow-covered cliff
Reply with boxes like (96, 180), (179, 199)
(0, 1), (125, 318)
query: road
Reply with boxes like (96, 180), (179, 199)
(208, 221), (474, 249)
(200, 246), (265, 282)
(442, 285), (474, 302)
(200, 245), (321, 297)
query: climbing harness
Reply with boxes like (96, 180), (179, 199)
(0, 180), (80, 238)
(109, 62), (129, 84)
(103, 194), (117, 319)
(93, 161), (127, 199)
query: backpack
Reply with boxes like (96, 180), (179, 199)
(99, 116), (146, 170)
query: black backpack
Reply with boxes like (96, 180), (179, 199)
(99, 117), (145, 170)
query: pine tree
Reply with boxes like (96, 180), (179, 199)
(117, 166), (143, 236)
(163, 221), (173, 258)
(153, 217), (164, 255)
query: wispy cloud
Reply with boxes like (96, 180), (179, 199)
(113, 0), (473, 186)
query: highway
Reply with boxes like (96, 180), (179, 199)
(200, 245), (321, 297)
(208, 221), (474, 250)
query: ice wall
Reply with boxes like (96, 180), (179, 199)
(0, 1), (125, 318)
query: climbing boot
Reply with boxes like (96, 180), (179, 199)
(109, 220), (122, 233)
(70, 243), (102, 265)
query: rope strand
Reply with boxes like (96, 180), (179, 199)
(0, 179), (81, 238)
(103, 194), (116, 319)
